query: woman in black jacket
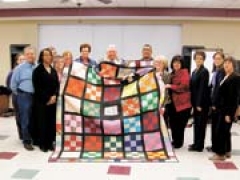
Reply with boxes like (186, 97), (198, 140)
(32, 48), (59, 152)
(207, 52), (225, 152)
(189, 51), (210, 152)
(209, 56), (240, 161)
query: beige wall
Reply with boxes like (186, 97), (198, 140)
(0, 21), (38, 85)
(182, 21), (240, 57)
(0, 19), (240, 85)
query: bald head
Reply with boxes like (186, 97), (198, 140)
(24, 46), (36, 64)
(106, 44), (118, 61)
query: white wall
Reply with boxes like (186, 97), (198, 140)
(38, 24), (182, 61)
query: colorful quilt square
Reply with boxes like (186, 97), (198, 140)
(87, 68), (102, 85)
(64, 114), (82, 133)
(84, 136), (102, 152)
(84, 117), (101, 134)
(65, 77), (85, 98)
(104, 152), (124, 159)
(117, 68), (135, 79)
(121, 97), (140, 116)
(64, 95), (81, 114)
(146, 151), (167, 160)
(123, 116), (141, 133)
(104, 105), (119, 116)
(139, 72), (157, 93)
(121, 81), (138, 98)
(83, 100), (100, 117)
(141, 91), (159, 112)
(142, 111), (159, 131)
(124, 134), (143, 152)
(140, 60), (153, 67)
(61, 152), (80, 159)
(70, 62), (87, 79)
(144, 132), (163, 151)
(125, 152), (145, 159)
(99, 63), (117, 78)
(104, 136), (123, 152)
(103, 119), (122, 135)
(104, 87), (121, 102)
(84, 84), (102, 102)
(64, 135), (82, 151)
(103, 79), (121, 85)
(82, 152), (102, 159)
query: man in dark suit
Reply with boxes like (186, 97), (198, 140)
(189, 51), (210, 152)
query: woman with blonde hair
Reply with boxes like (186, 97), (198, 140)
(153, 55), (171, 126)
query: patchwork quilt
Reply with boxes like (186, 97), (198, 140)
(49, 61), (176, 162)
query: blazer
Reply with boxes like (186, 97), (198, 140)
(32, 63), (60, 105)
(170, 69), (192, 112)
(210, 68), (225, 107)
(190, 65), (210, 109)
(217, 73), (240, 117)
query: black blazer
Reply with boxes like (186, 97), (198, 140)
(217, 73), (240, 117)
(32, 63), (59, 104)
(211, 68), (225, 107)
(190, 65), (210, 108)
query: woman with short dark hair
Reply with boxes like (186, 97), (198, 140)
(189, 51), (210, 152)
(32, 48), (59, 152)
(209, 56), (240, 161)
(165, 55), (192, 149)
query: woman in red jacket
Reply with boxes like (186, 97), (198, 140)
(165, 55), (192, 149)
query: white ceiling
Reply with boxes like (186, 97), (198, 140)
(1, 0), (240, 9)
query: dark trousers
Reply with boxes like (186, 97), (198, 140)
(17, 91), (33, 144)
(34, 102), (56, 150)
(12, 94), (22, 139)
(214, 113), (233, 155)
(211, 109), (219, 152)
(193, 108), (209, 150)
(169, 103), (190, 148)
(163, 104), (170, 128)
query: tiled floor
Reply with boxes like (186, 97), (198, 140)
(1, 116), (240, 180)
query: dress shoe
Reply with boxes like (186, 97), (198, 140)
(49, 145), (55, 151)
(188, 144), (195, 148)
(24, 144), (34, 151)
(40, 148), (48, 152)
(209, 154), (226, 161)
(188, 146), (203, 152)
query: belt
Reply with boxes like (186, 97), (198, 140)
(17, 88), (33, 95)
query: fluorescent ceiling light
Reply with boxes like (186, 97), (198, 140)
(2, 0), (29, 2)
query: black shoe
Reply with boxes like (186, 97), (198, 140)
(172, 142), (183, 149)
(173, 144), (183, 149)
(188, 146), (203, 152)
(24, 144), (34, 151)
(188, 144), (195, 148)
(40, 148), (48, 152)
(48, 145), (55, 151)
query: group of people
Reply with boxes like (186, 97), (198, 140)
(155, 51), (240, 161)
(6, 43), (240, 162)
